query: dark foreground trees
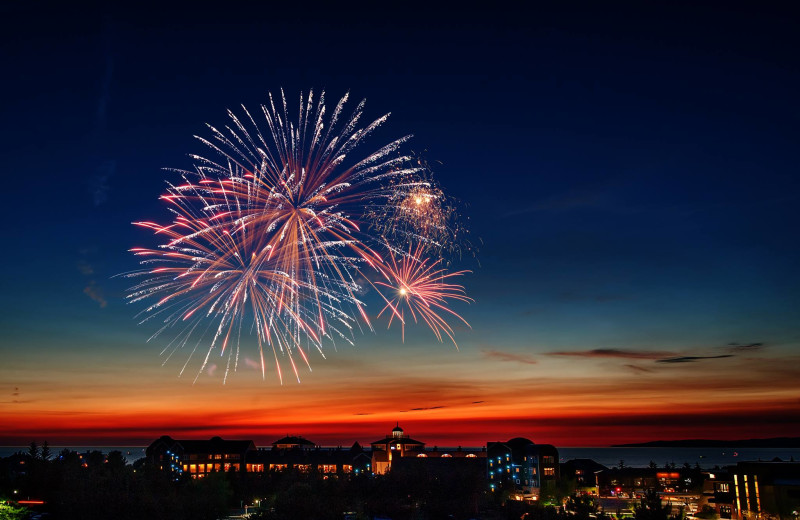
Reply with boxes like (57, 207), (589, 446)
(0, 449), (230, 520)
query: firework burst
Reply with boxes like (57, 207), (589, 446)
(368, 156), (468, 256)
(372, 244), (472, 347)
(127, 90), (472, 382)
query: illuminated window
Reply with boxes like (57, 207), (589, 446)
(442, 454), (451, 458)
(342, 465), (352, 473)
(214, 454), (223, 460)
(417, 453), (427, 457)
(544, 467), (555, 476)
(717, 483), (729, 493)
(466, 454), (477, 458)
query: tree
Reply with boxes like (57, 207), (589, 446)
(28, 441), (39, 460)
(41, 441), (51, 461)
(0, 503), (29, 520)
(106, 450), (127, 471)
(635, 489), (673, 520)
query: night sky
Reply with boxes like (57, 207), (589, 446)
(1, 3), (799, 447)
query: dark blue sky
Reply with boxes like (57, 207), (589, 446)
(1, 3), (799, 444)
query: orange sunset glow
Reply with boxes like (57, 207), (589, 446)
(3, 340), (799, 447)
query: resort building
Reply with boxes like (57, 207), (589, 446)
(731, 460), (800, 520)
(486, 437), (559, 500)
(146, 435), (256, 478)
(370, 424), (485, 475)
(250, 437), (371, 475)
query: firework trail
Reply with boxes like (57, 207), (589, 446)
(127, 90), (471, 382)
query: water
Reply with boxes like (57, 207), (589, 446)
(557, 446), (800, 469)
(2, 445), (798, 469)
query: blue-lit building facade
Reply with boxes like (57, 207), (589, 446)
(487, 437), (559, 501)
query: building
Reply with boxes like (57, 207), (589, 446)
(702, 469), (735, 519)
(144, 426), (493, 481)
(486, 437), (559, 501)
(370, 424), (426, 474)
(271, 435), (316, 451)
(250, 438), (371, 476)
(731, 460), (800, 520)
(561, 458), (607, 493)
(146, 435), (256, 478)
(369, 424), (486, 475)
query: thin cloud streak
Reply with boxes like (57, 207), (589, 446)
(482, 348), (538, 365)
(548, 349), (672, 360)
(656, 355), (734, 364)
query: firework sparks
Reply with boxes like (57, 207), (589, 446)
(372, 244), (472, 347)
(127, 90), (472, 382)
(368, 155), (470, 257)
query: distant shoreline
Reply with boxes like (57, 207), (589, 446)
(612, 437), (800, 448)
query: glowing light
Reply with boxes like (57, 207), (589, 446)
(126, 90), (472, 382)
(373, 243), (471, 346)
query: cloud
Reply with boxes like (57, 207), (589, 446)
(78, 250), (106, 307)
(244, 358), (261, 371)
(726, 342), (765, 352)
(83, 281), (107, 308)
(76, 260), (94, 275)
(624, 364), (654, 373)
(90, 160), (115, 206)
(548, 349), (672, 360)
(482, 349), (538, 365)
(656, 355), (734, 364)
